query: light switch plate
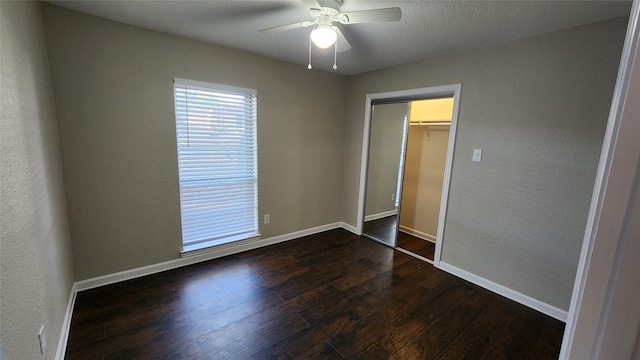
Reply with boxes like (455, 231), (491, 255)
(473, 149), (482, 162)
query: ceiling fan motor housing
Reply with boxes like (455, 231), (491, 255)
(310, 7), (349, 26)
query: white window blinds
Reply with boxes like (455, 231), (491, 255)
(173, 78), (258, 249)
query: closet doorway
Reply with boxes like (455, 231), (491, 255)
(358, 84), (461, 266)
(397, 98), (453, 262)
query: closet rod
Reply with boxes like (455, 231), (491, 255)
(409, 122), (451, 126)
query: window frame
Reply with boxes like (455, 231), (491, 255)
(173, 78), (259, 254)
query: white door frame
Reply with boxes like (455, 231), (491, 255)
(356, 83), (462, 266)
(560, 0), (639, 358)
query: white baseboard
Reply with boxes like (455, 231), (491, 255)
(437, 261), (568, 322)
(364, 209), (397, 222)
(55, 283), (77, 360)
(75, 222), (343, 292)
(340, 222), (358, 234)
(395, 247), (434, 264)
(398, 226), (436, 243)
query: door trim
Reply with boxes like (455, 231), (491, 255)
(559, 1), (640, 358)
(356, 83), (462, 266)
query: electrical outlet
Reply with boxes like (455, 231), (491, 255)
(263, 214), (270, 224)
(472, 149), (483, 162)
(38, 325), (46, 355)
(391, 193), (395, 201)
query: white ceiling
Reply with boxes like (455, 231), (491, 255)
(47, 0), (631, 75)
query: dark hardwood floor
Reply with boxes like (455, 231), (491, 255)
(397, 232), (436, 261)
(362, 215), (398, 243)
(364, 215), (436, 261)
(65, 229), (564, 359)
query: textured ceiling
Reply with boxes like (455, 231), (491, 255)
(47, 0), (632, 75)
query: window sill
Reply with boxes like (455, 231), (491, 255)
(181, 233), (261, 257)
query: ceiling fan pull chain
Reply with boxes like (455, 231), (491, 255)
(333, 37), (338, 70)
(308, 35), (313, 69)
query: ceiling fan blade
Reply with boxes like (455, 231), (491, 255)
(342, 7), (402, 24)
(301, 0), (322, 9)
(334, 27), (352, 53)
(259, 21), (314, 33)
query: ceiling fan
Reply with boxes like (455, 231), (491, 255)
(259, 0), (402, 70)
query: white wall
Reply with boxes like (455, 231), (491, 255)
(0, 2), (75, 359)
(342, 18), (627, 310)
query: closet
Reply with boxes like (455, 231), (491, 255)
(361, 96), (454, 263)
(397, 98), (453, 262)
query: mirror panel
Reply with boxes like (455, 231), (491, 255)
(362, 102), (408, 247)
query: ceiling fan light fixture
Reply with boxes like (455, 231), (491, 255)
(310, 25), (337, 48)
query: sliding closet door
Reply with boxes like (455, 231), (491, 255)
(362, 102), (408, 247)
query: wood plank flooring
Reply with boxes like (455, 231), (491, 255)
(397, 232), (436, 261)
(365, 215), (436, 261)
(362, 215), (398, 244)
(65, 229), (564, 359)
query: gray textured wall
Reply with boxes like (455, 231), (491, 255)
(342, 18), (627, 310)
(0, 2), (75, 359)
(41, 4), (347, 281)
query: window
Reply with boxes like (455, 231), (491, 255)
(173, 78), (258, 252)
